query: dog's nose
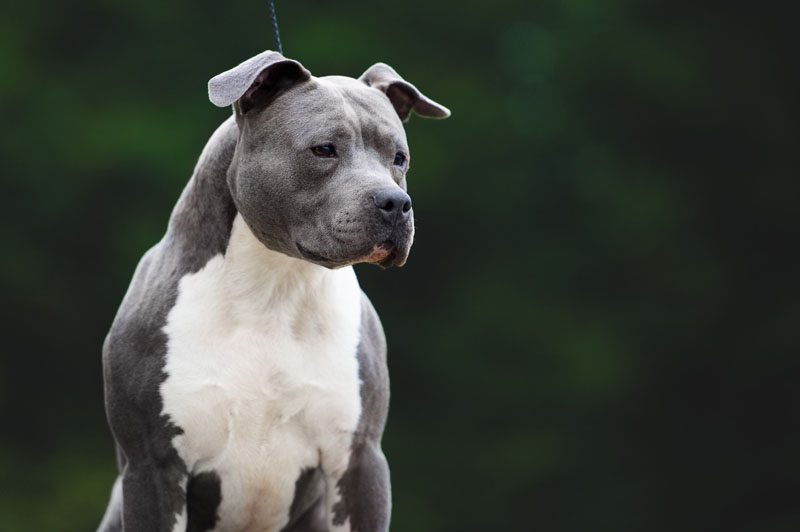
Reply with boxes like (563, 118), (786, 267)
(373, 188), (412, 223)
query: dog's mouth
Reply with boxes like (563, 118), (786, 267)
(296, 241), (404, 269)
(367, 242), (402, 269)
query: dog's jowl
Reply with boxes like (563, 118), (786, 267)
(97, 51), (449, 532)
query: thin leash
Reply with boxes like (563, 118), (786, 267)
(268, 0), (283, 55)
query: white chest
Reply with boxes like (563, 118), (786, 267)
(159, 216), (363, 532)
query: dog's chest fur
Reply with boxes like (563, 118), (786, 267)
(160, 215), (363, 532)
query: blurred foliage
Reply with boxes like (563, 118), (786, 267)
(1, 0), (799, 530)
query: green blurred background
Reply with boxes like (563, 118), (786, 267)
(1, 0), (798, 530)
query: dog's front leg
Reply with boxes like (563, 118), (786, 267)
(330, 440), (391, 532)
(328, 294), (392, 532)
(103, 300), (190, 532)
(105, 370), (188, 530)
(120, 458), (188, 532)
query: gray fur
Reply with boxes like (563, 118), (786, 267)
(223, 68), (417, 269)
(208, 51), (311, 108)
(280, 468), (327, 532)
(359, 63), (451, 121)
(99, 50), (448, 531)
(332, 293), (392, 531)
(185, 471), (222, 532)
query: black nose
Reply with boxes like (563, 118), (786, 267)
(373, 188), (412, 223)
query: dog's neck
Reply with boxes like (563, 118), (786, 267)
(221, 214), (352, 322)
(161, 115), (351, 315)
(159, 116), (239, 274)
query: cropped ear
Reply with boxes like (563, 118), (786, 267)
(208, 50), (312, 115)
(359, 63), (451, 122)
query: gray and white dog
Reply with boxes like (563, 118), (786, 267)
(97, 50), (449, 532)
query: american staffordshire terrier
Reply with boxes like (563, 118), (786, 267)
(97, 50), (449, 532)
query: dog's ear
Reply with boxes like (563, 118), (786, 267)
(359, 63), (450, 122)
(208, 50), (311, 115)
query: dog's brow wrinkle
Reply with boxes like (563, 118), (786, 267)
(327, 83), (363, 149)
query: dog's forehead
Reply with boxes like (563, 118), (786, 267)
(314, 75), (406, 137)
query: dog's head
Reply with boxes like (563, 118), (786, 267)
(208, 51), (449, 269)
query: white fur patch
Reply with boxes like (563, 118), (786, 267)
(161, 215), (362, 532)
(171, 504), (187, 532)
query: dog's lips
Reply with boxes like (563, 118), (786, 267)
(361, 241), (407, 268)
(296, 241), (404, 268)
(361, 244), (392, 264)
(378, 249), (401, 268)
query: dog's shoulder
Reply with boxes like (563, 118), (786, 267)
(103, 241), (182, 365)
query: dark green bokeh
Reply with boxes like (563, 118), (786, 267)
(1, 1), (798, 530)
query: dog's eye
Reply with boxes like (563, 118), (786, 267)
(311, 145), (337, 158)
(393, 153), (407, 167)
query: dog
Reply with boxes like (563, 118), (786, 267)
(97, 50), (449, 532)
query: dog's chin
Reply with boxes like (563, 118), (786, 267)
(296, 241), (409, 269)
